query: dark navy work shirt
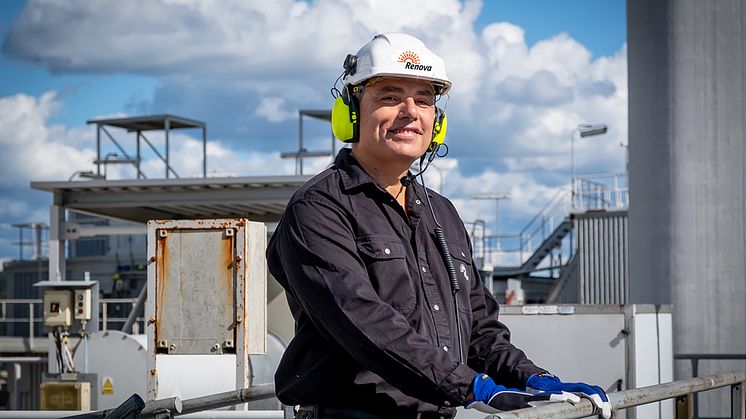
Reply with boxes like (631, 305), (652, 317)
(266, 148), (544, 417)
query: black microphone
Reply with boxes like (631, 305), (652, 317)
(399, 175), (412, 187)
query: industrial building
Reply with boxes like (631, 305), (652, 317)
(1, 1), (745, 418)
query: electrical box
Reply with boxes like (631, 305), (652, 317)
(74, 288), (92, 320)
(35, 281), (99, 334)
(43, 289), (73, 327)
(40, 381), (91, 410)
(146, 219), (267, 405)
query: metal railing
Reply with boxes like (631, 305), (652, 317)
(0, 384), (277, 418)
(468, 173), (628, 270)
(488, 371), (745, 419)
(572, 172), (629, 211)
(467, 188), (572, 269)
(676, 354), (746, 419)
(0, 297), (145, 338)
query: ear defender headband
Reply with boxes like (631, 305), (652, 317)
(331, 55), (360, 143)
(331, 54), (448, 149)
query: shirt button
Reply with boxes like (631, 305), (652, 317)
(415, 199), (421, 204)
(421, 267), (427, 273)
(433, 304), (440, 311)
(443, 346), (449, 352)
(384, 248), (391, 255)
(461, 251), (466, 257)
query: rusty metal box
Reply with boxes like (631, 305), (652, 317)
(146, 219), (267, 403)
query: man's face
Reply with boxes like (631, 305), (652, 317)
(355, 77), (436, 168)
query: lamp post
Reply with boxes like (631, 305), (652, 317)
(472, 192), (511, 265)
(571, 123), (608, 209)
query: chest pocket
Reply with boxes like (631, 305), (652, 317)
(355, 235), (415, 314)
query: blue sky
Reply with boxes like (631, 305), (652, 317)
(0, 0), (627, 265)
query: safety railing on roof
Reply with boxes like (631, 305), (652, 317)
(466, 188), (572, 269)
(6, 373), (742, 419)
(676, 354), (746, 419)
(0, 297), (145, 340)
(488, 371), (745, 419)
(468, 173), (629, 271)
(572, 172), (629, 211)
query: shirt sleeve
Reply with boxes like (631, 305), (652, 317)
(464, 237), (547, 389)
(269, 195), (477, 406)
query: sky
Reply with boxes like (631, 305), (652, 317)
(0, 0), (627, 266)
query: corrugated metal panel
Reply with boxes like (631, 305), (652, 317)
(576, 210), (629, 304)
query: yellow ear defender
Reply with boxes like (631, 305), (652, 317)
(331, 84), (360, 143)
(430, 106), (447, 151)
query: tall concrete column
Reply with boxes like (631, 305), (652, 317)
(628, 0), (746, 415)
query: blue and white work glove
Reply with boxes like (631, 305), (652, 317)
(526, 373), (612, 419)
(465, 373), (580, 414)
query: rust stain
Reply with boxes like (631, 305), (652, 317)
(155, 229), (169, 341)
(221, 231), (235, 315)
(150, 368), (156, 376)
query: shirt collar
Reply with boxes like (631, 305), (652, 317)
(335, 147), (428, 199)
(335, 148), (379, 192)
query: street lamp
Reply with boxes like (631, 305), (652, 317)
(68, 170), (105, 181)
(571, 123), (608, 209)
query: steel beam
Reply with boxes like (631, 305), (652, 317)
(48, 204), (65, 281)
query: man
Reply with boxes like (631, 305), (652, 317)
(267, 33), (611, 419)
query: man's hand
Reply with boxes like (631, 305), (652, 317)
(526, 373), (612, 419)
(465, 373), (580, 414)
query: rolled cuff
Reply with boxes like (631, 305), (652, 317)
(440, 363), (478, 406)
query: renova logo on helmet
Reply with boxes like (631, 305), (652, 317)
(398, 50), (432, 72)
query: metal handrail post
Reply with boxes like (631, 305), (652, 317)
(734, 381), (745, 419)
(102, 302), (107, 331)
(29, 302), (34, 347)
(675, 393), (693, 419)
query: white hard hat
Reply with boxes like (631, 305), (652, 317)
(342, 33), (452, 95)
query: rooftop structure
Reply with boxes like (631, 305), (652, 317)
(86, 114), (207, 180)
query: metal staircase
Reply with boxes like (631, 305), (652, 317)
(469, 173), (629, 302)
(492, 218), (573, 278)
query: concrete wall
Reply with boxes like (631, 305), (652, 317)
(627, 0), (746, 415)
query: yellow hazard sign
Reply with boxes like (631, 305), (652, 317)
(102, 376), (114, 395)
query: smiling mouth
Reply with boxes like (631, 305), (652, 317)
(389, 127), (422, 135)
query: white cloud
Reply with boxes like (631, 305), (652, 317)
(0, 0), (629, 241)
(2, 0), (477, 79)
(254, 97), (295, 123)
(0, 92), (97, 186)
